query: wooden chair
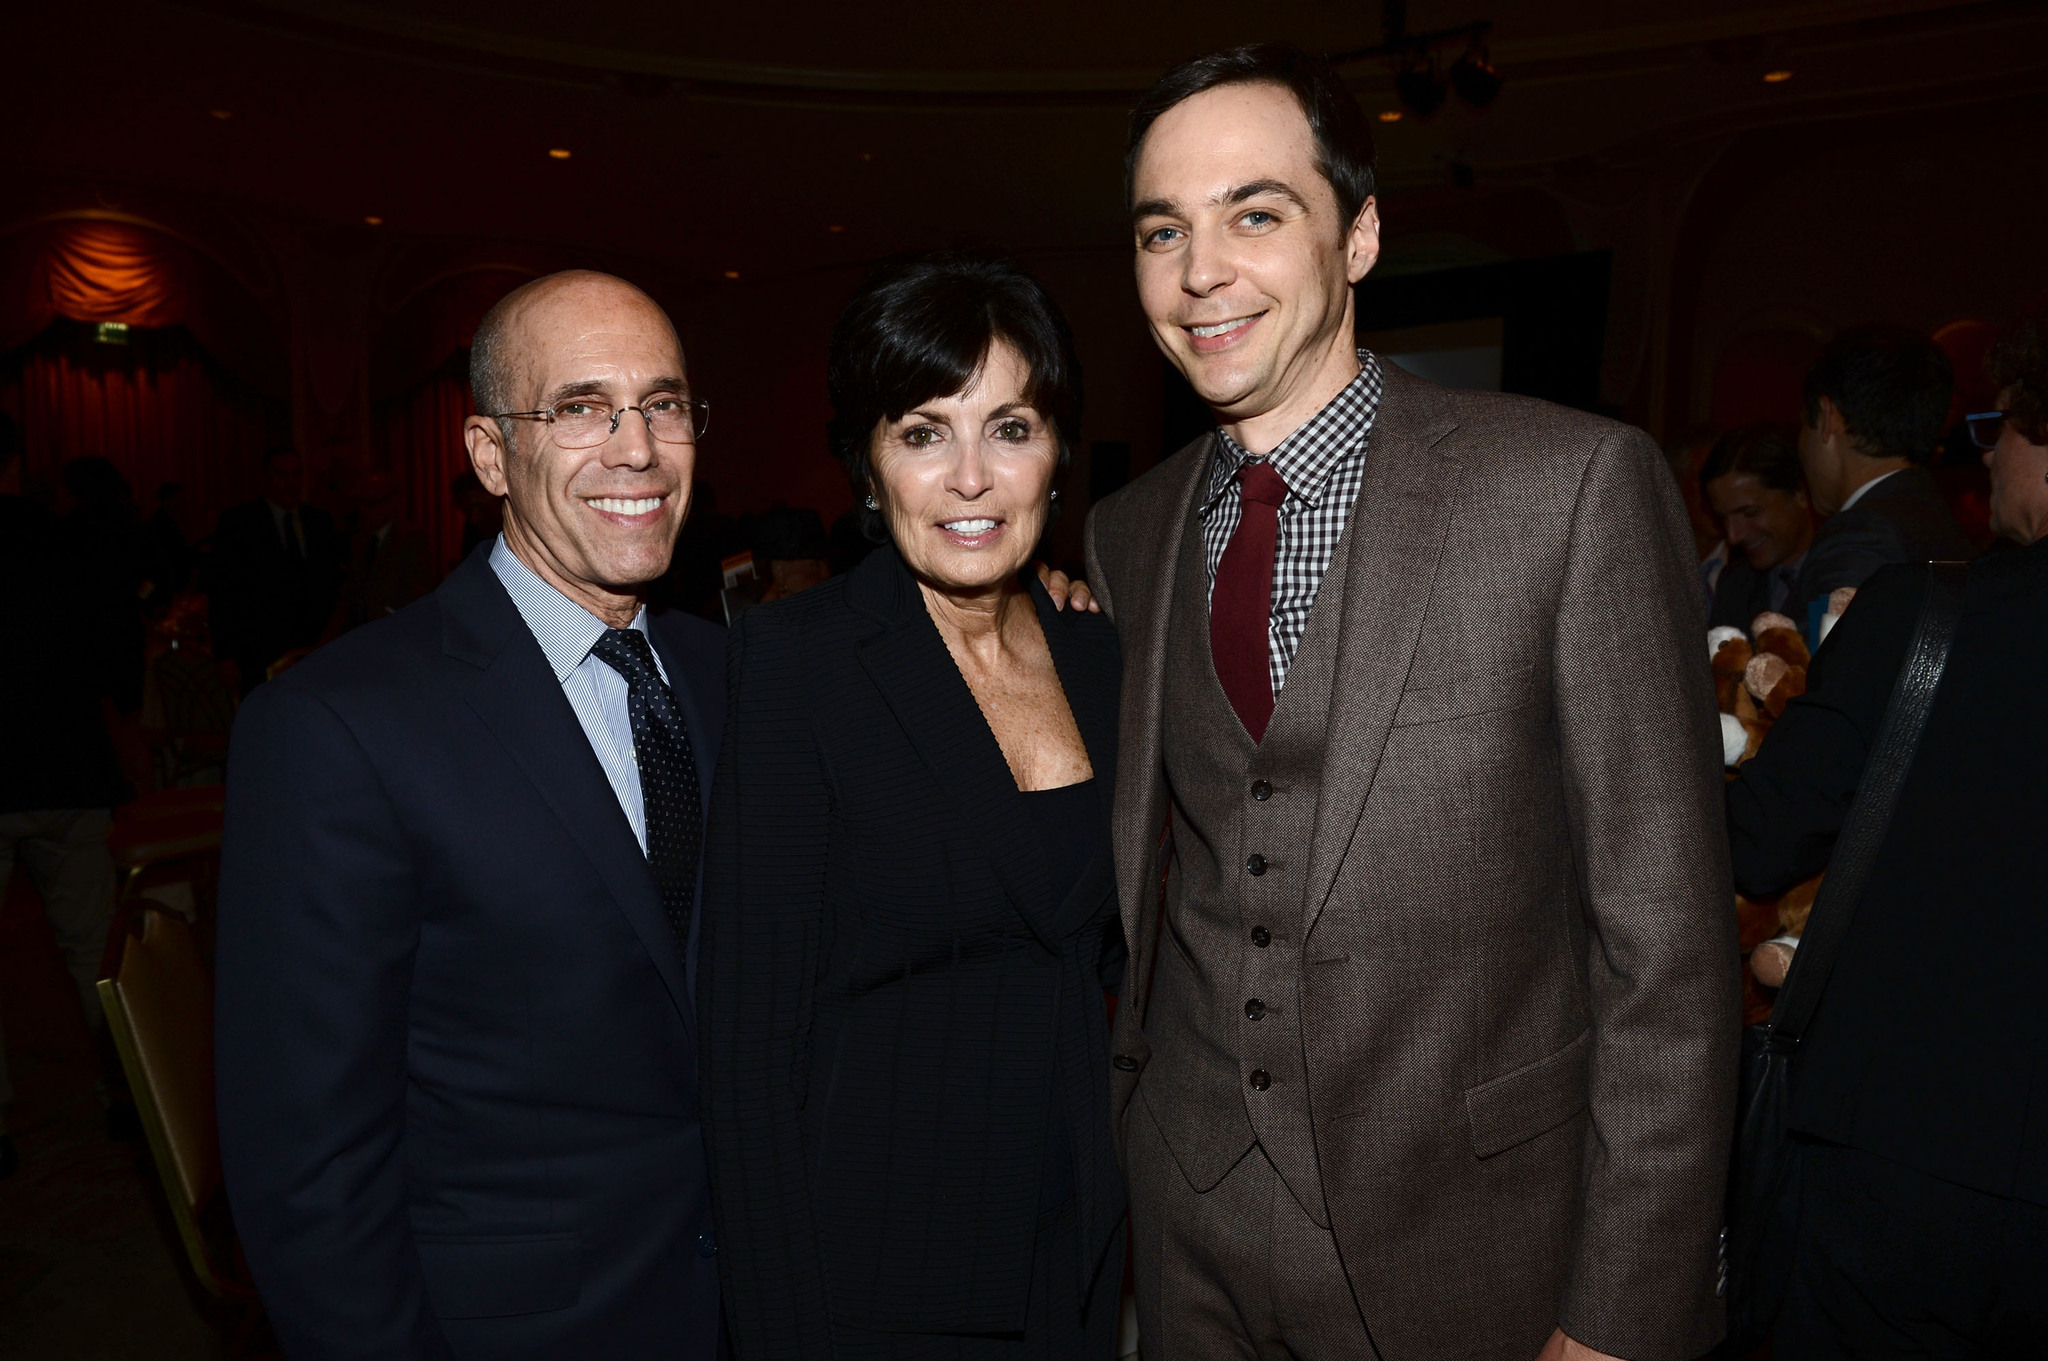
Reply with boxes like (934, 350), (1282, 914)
(99, 906), (266, 1346)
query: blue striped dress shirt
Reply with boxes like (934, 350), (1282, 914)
(489, 536), (670, 854)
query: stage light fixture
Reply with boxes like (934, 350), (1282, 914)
(548, 148), (572, 160)
(364, 216), (383, 226)
(828, 224), (846, 233)
(1763, 69), (1794, 83)
(95, 322), (131, 345)
(209, 109), (232, 121)
(722, 270), (741, 279)
(1395, 56), (1447, 117)
(1449, 46), (1503, 107)
(1378, 109), (1403, 123)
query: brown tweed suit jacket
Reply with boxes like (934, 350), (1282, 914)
(1083, 363), (1738, 1361)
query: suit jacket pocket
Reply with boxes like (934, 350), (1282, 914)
(1464, 1029), (1590, 1159)
(415, 1231), (581, 1319)
(1391, 664), (1535, 727)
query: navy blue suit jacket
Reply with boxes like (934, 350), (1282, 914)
(216, 546), (726, 1360)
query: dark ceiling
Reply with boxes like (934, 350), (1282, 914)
(9, 0), (2045, 286)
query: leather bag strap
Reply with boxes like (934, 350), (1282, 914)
(1769, 560), (1969, 1041)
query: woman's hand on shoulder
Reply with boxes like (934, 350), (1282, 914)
(1035, 561), (1101, 613)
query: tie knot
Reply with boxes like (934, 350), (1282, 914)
(1238, 459), (1289, 509)
(590, 627), (659, 684)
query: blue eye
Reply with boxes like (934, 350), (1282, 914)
(1241, 210), (1274, 227)
(1144, 226), (1181, 246)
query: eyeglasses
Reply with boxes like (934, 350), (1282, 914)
(488, 396), (710, 449)
(1966, 410), (2007, 450)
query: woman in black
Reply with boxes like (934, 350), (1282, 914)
(701, 253), (1125, 1359)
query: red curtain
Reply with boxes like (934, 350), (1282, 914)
(0, 322), (283, 533)
(376, 354), (477, 574)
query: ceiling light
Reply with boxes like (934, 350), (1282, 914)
(722, 270), (740, 279)
(1395, 57), (1447, 118)
(858, 152), (875, 162)
(364, 216), (384, 226)
(548, 148), (572, 160)
(1763, 69), (1794, 83)
(209, 109), (232, 120)
(827, 224), (846, 233)
(1449, 47), (1503, 107)
(1378, 109), (1403, 123)
(96, 322), (131, 345)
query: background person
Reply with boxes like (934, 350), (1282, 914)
(1089, 44), (1734, 1361)
(206, 447), (342, 691)
(1702, 424), (1816, 628)
(216, 271), (725, 1359)
(702, 252), (1127, 1359)
(1795, 324), (1976, 613)
(1726, 303), (2048, 1356)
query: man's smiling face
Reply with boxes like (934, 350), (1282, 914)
(1130, 81), (1377, 434)
(468, 275), (694, 619)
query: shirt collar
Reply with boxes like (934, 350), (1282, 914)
(1836, 467), (1904, 514)
(1206, 350), (1383, 510)
(488, 534), (647, 684)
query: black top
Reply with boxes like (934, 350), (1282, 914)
(1727, 540), (2048, 1204)
(1020, 777), (1104, 1213)
(700, 546), (1126, 1354)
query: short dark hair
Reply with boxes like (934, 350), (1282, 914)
(827, 251), (1082, 542)
(1988, 302), (2048, 444)
(1126, 43), (1377, 234)
(1801, 324), (1953, 464)
(1700, 424), (1805, 500)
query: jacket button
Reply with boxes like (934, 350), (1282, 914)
(1249, 1069), (1271, 1091)
(1112, 1054), (1140, 1071)
(1251, 925), (1271, 948)
(1245, 853), (1267, 876)
(696, 1230), (717, 1258)
(1251, 780), (1272, 801)
(1244, 998), (1265, 1021)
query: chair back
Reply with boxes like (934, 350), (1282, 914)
(98, 906), (235, 1298)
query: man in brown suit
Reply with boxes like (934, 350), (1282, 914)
(1084, 45), (1737, 1361)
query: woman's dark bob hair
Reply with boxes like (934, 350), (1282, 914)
(827, 250), (1082, 542)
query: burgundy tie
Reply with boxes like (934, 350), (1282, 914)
(1210, 460), (1289, 742)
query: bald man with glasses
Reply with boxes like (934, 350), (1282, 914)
(217, 271), (726, 1360)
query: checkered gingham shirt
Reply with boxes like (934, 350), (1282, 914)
(1202, 349), (1385, 696)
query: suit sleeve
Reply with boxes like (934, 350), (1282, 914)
(1550, 429), (1740, 1361)
(214, 681), (453, 1361)
(1726, 565), (1925, 896)
(1082, 502), (1120, 624)
(1798, 509), (1903, 608)
(700, 610), (835, 1359)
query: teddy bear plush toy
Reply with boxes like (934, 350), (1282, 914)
(1709, 594), (1855, 1004)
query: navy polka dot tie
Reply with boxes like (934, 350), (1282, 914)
(591, 628), (703, 957)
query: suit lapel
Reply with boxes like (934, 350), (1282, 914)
(1301, 367), (1463, 942)
(1110, 437), (1216, 972)
(850, 550), (1058, 946)
(439, 554), (696, 1032)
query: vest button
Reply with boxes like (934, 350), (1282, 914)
(1112, 1054), (1140, 1071)
(1251, 926), (1271, 948)
(1249, 1069), (1272, 1091)
(1251, 779), (1272, 801)
(1245, 853), (1267, 876)
(1244, 998), (1266, 1020)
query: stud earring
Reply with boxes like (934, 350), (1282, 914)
(864, 494), (879, 510)
(1049, 489), (1061, 502)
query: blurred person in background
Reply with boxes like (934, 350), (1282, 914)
(1796, 325), (1976, 614)
(208, 447), (342, 692)
(1702, 425), (1816, 629)
(330, 468), (433, 635)
(58, 456), (148, 714)
(0, 421), (133, 1178)
(1726, 303), (2048, 1356)
(139, 479), (192, 610)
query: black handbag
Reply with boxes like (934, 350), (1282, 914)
(1720, 561), (1968, 1355)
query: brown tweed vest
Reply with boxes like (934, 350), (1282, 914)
(1143, 490), (1355, 1227)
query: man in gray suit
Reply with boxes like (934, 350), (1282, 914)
(1084, 45), (1736, 1361)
